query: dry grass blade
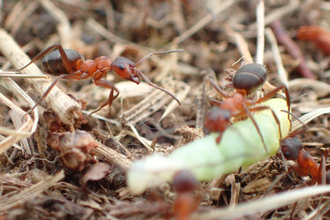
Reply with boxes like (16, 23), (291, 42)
(0, 135), (22, 151)
(0, 28), (81, 125)
(0, 93), (34, 154)
(292, 107), (330, 132)
(0, 76), (37, 157)
(0, 71), (40, 155)
(0, 170), (65, 212)
(306, 200), (330, 219)
(128, 125), (154, 151)
(1, 77), (39, 136)
(9, 110), (32, 155)
(191, 185), (330, 220)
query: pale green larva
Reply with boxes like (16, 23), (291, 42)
(127, 98), (291, 195)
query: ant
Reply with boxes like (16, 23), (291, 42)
(13, 43), (183, 114)
(280, 137), (330, 184)
(205, 63), (291, 153)
(172, 170), (201, 220)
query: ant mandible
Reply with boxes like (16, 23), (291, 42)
(14, 43), (183, 114)
(281, 137), (330, 184)
(205, 63), (291, 153)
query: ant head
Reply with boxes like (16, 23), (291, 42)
(281, 137), (303, 160)
(173, 170), (197, 193)
(232, 63), (268, 95)
(112, 57), (140, 84)
(205, 107), (231, 133)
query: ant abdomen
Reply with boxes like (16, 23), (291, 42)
(41, 49), (84, 75)
(232, 63), (268, 95)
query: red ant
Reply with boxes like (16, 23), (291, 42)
(205, 63), (291, 153)
(14, 43), (183, 114)
(172, 170), (201, 220)
(281, 137), (330, 184)
(297, 25), (330, 56)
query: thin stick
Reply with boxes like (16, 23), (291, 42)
(265, 28), (289, 86)
(92, 142), (132, 170)
(248, 0), (299, 30)
(255, 0), (265, 65)
(0, 73), (49, 79)
(0, 28), (81, 125)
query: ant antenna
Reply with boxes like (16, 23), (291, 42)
(231, 56), (245, 66)
(281, 110), (309, 132)
(135, 69), (181, 105)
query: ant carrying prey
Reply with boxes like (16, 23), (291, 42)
(205, 63), (291, 153)
(14, 43), (183, 114)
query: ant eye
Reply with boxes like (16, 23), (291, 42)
(118, 64), (125, 70)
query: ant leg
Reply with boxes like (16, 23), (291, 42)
(134, 49), (184, 66)
(278, 148), (289, 173)
(208, 78), (230, 99)
(27, 74), (80, 113)
(281, 110), (308, 133)
(135, 69), (181, 106)
(90, 79), (119, 115)
(242, 106), (269, 154)
(13, 43), (72, 73)
(89, 88), (114, 115)
(250, 106), (283, 143)
(216, 132), (223, 144)
(209, 99), (222, 107)
(253, 84), (291, 114)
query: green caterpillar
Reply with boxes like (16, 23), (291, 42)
(127, 98), (291, 194)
